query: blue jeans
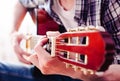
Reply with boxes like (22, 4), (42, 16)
(0, 62), (82, 81)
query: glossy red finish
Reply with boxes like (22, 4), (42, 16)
(55, 31), (105, 71)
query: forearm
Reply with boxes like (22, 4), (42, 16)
(10, 1), (27, 34)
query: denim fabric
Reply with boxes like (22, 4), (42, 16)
(0, 62), (82, 81)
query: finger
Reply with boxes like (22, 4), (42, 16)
(34, 37), (51, 58)
(22, 50), (32, 56)
(27, 54), (40, 68)
(15, 33), (26, 44)
(28, 54), (51, 72)
(27, 54), (51, 75)
(14, 43), (31, 56)
(17, 54), (32, 64)
(35, 43), (51, 59)
(36, 37), (48, 46)
(15, 48), (31, 57)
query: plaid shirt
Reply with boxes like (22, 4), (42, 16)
(20, 0), (120, 63)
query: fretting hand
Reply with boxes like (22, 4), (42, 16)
(11, 32), (32, 64)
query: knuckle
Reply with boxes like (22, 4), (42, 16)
(40, 62), (52, 74)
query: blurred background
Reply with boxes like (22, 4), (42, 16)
(0, 0), (36, 64)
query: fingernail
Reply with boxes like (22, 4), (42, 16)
(95, 72), (104, 77)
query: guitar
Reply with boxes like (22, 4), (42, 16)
(25, 27), (114, 74)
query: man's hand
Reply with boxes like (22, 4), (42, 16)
(11, 32), (31, 64)
(26, 37), (99, 80)
(95, 64), (120, 81)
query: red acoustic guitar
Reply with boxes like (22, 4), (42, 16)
(25, 27), (114, 74)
